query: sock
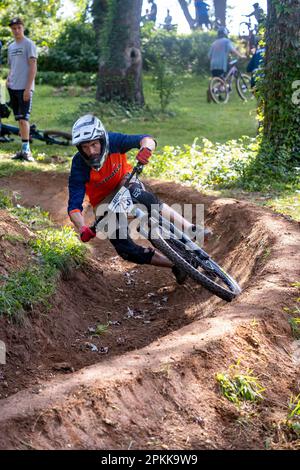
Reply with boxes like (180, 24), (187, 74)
(21, 140), (30, 153)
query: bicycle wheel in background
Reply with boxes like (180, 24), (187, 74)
(236, 74), (253, 101)
(209, 77), (229, 104)
(43, 130), (72, 146)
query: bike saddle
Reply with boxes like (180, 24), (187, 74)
(30, 124), (37, 131)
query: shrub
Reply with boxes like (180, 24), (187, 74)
(141, 137), (258, 189)
(36, 71), (97, 87)
(142, 28), (215, 75)
(216, 361), (265, 405)
(0, 265), (57, 318)
(38, 21), (99, 73)
(30, 226), (86, 272)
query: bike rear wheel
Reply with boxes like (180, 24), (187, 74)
(209, 77), (229, 104)
(236, 74), (252, 101)
(150, 232), (241, 302)
(43, 130), (72, 146)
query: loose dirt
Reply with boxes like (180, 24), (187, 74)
(0, 171), (299, 450)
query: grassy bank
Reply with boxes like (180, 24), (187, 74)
(0, 76), (298, 221)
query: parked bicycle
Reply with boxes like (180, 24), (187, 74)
(91, 163), (241, 302)
(209, 60), (252, 104)
(0, 103), (71, 146)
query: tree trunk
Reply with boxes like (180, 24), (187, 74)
(96, 0), (144, 105)
(213, 0), (227, 26)
(177, 0), (196, 30)
(262, 0), (300, 157)
(92, 0), (108, 38)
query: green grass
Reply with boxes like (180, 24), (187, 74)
(94, 323), (109, 336)
(216, 361), (265, 405)
(1, 76), (298, 221)
(287, 394), (300, 436)
(10, 205), (53, 230)
(0, 190), (53, 229)
(0, 76), (256, 158)
(265, 192), (300, 222)
(0, 265), (57, 318)
(73, 75), (257, 148)
(283, 282), (300, 339)
(2, 234), (25, 244)
(30, 226), (87, 272)
(0, 194), (86, 318)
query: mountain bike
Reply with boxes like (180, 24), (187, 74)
(209, 60), (252, 104)
(91, 164), (241, 302)
(239, 17), (258, 56)
(0, 104), (71, 146)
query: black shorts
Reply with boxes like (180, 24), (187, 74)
(108, 181), (161, 265)
(7, 88), (33, 121)
(198, 14), (210, 25)
(211, 69), (225, 78)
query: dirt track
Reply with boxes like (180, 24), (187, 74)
(0, 171), (299, 450)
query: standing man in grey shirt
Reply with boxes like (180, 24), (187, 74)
(6, 17), (37, 161)
(208, 27), (245, 78)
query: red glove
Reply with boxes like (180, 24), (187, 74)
(136, 147), (152, 165)
(80, 226), (96, 243)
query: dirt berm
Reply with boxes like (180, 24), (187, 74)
(0, 171), (299, 449)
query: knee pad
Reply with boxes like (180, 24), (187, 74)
(129, 183), (161, 214)
(110, 238), (155, 265)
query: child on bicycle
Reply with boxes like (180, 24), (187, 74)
(68, 115), (212, 285)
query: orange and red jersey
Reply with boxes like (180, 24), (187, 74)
(68, 132), (149, 215)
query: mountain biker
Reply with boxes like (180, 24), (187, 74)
(163, 9), (173, 31)
(68, 115), (212, 285)
(147, 0), (157, 23)
(6, 17), (37, 162)
(247, 41), (265, 88)
(246, 3), (265, 25)
(208, 27), (245, 78)
(194, 1), (210, 30)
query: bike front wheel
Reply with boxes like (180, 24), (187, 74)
(236, 74), (252, 101)
(43, 130), (72, 146)
(150, 232), (241, 302)
(209, 77), (229, 104)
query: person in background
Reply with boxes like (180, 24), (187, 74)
(247, 41), (265, 88)
(141, 8), (150, 26)
(246, 3), (265, 25)
(164, 9), (173, 31)
(194, 0), (210, 30)
(148, 0), (157, 23)
(208, 27), (245, 78)
(6, 17), (37, 162)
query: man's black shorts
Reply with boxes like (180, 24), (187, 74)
(212, 69), (225, 78)
(7, 88), (33, 121)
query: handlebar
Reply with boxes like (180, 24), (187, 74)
(90, 163), (145, 233)
(124, 162), (144, 188)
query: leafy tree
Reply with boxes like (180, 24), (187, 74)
(213, 0), (227, 26)
(262, 0), (300, 161)
(38, 20), (98, 72)
(177, 0), (196, 30)
(177, 1), (227, 29)
(0, 0), (63, 46)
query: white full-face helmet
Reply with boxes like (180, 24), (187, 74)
(72, 114), (109, 171)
